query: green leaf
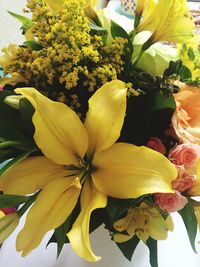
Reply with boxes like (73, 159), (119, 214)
(23, 41), (43, 51)
(0, 91), (35, 150)
(111, 20), (133, 77)
(19, 99), (35, 136)
(179, 65), (192, 81)
(0, 149), (35, 176)
(7, 11), (33, 32)
(145, 238), (158, 267)
(163, 60), (192, 82)
(0, 149), (16, 164)
(0, 91), (29, 142)
(116, 235), (140, 261)
(47, 202), (80, 256)
(54, 216), (72, 257)
(0, 194), (30, 208)
(119, 94), (151, 145)
(106, 196), (146, 224)
(149, 91), (176, 136)
(0, 141), (25, 150)
(178, 198), (197, 253)
(187, 47), (195, 61)
(89, 21), (108, 46)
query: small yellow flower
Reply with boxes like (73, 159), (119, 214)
(113, 202), (174, 242)
(0, 80), (177, 261)
(0, 44), (18, 70)
(0, 213), (20, 244)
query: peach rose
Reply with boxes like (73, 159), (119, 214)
(154, 191), (188, 212)
(172, 172), (196, 192)
(146, 137), (166, 154)
(172, 82), (200, 144)
(169, 144), (199, 167)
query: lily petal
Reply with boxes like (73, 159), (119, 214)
(0, 156), (66, 195)
(92, 143), (177, 199)
(67, 179), (107, 262)
(43, 0), (65, 11)
(84, 80), (127, 157)
(15, 88), (88, 166)
(16, 177), (81, 256)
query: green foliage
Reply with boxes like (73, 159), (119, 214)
(0, 149), (35, 176)
(23, 41), (43, 51)
(0, 90), (33, 150)
(178, 198), (197, 253)
(145, 238), (158, 267)
(7, 11), (34, 33)
(106, 196), (146, 225)
(111, 20), (133, 78)
(116, 235), (140, 261)
(19, 98), (35, 136)
(47, 203), (80, 257)
(89, 20), (108, 46)
(164, 60), (192, 82)
(0, 91), (36, 164)
(0, 194), (30, 208)
(149, 91), (176, 136)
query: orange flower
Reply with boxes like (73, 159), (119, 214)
(172, 82), (200, 144)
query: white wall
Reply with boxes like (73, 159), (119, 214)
(0, 0), (27, 50)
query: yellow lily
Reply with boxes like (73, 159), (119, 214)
(113, 202), (174, 242)
(137, 0), (195, 45)
(0, 80), (177, 261)
(150, 0), (194, 44)
(137, 0), (163, 33)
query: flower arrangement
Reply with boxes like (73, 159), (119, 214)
(0, 0), (200, 266)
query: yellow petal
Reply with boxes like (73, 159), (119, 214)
(0, 156), (65, 195)
(149, 214), (169, 240)
(15, 88), (88, 166)
(67, 180), (107, 262)
(84, 80), (127, 157)
(16, 177), (81, 256)
(43, 0), (65, 11)
(92, 143), (177, 199)
(113, 232), (132, 243)
(0, 211), (5, 219)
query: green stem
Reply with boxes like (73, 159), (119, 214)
(132, 38), (153, 67)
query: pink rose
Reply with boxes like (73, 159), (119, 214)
(172, 82), (200, 144)
(0, 86), (3, 91)
(146, 137), (166, 154)
(169, 144), (199, 167)
(154, 191), (188, 212)
(172, 172), (196, 192)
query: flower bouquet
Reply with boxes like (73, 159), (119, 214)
(0, 0), (200, 266)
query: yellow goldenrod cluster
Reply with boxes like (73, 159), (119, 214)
(2, 0), (129, 114)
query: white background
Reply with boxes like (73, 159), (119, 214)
(0, 1), (200, 267)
